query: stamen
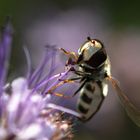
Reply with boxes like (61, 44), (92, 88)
(28, 50), (49, 87)
(44, 68), (70, 94)
(31, 71), (68, 94)
(46, 103), (82, 118)
(23, 46), (32, 82)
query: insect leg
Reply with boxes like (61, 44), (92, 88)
(59, 48), (78, 60)
(72, 80), (87, 96)
(59, 48), (78, 65)
(52, 92), (72, 98)
(74, 70), (91, 77)
(59, 77), (82, 82)
(47, 77), (83, 98)
(48, 79), (75, 93)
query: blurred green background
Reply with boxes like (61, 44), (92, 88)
(0, 0), (140, 140)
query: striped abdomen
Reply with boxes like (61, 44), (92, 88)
(77, 80), (108, 121)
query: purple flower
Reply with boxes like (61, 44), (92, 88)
(0, 18), (13, 96)
(0, 19), (78, 140)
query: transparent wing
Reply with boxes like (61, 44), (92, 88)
(108, 76), (140, 127)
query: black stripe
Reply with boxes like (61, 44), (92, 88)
(81, 93), (92, 104)
(78, 104), (88, 114)
(86, 84), (93, 91)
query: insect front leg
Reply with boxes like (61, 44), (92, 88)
(59, 48), (78, 66)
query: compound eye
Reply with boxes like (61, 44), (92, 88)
(86, 50), (106, 67)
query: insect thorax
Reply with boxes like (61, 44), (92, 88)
(78, 61), (108, 82)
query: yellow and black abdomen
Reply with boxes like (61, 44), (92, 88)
(77, 80), (107, 122)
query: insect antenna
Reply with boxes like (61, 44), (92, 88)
(87, 36), (91, 41)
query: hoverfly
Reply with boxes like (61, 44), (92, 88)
(58, 37), (111, 121)
(47, 37), (140, 125)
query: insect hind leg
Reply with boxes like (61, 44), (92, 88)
(72, 80), (87, 97)
(47, 78), (80, 98)
(52, 92), (72, 99)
